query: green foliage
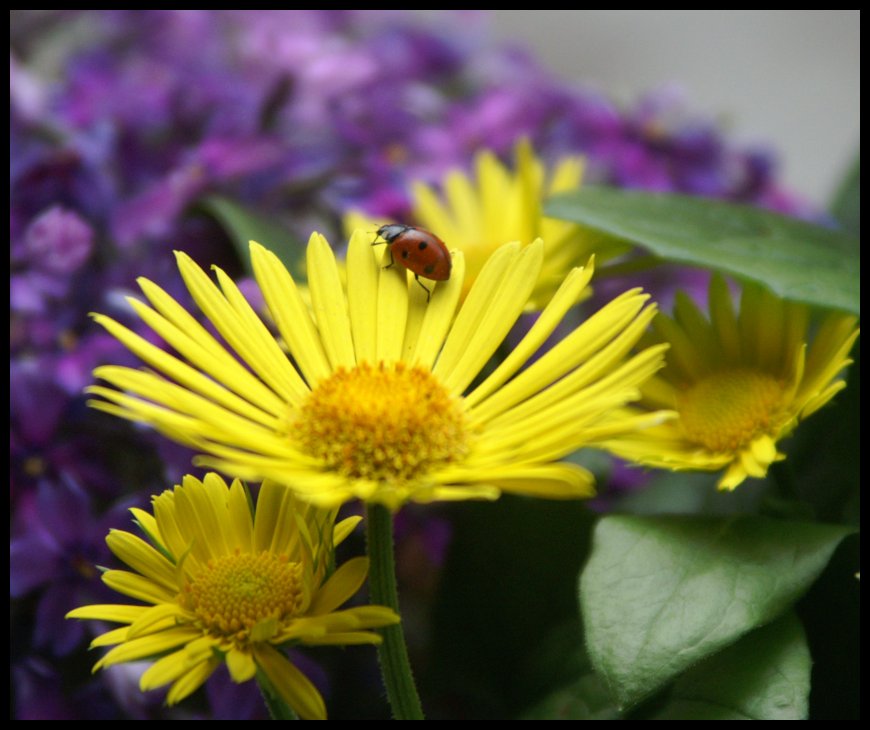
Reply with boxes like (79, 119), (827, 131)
(522, 672), (620, 720)
(546, 187), (860, 315)
(650, 613), (810, 720)
(579, 515), (852, 713)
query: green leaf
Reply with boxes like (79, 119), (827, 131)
(546, 187), (860, 315)
(829, 153), (860, 236)
(522, 673), (620, 720)
(579, 514), (852, 709)
(196, 195), (304, 276)
(652, 612), (811, 720)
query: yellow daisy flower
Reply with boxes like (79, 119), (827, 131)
(67, 473), (399, 720)
(346, 139), (628, 306)
(87, 231), (669, 510)
(601, 274), (860, 490)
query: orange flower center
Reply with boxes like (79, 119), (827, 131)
(677, 368), (787, 453)
(293, 361), (468, 482)
(181, 550), (303, 643)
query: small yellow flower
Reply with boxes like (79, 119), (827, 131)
(601, 274), (859, 490)
(346, 140), (628, 307)
(87, 232), (668, 509)
(67, 473), (398, 720)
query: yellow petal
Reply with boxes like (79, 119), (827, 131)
(249, 240), (332, 387)
(333, 515), (362, 546)
(166, 656), (222, 705)
(139, 638), (218, 691)
(254, 644), (327, 721)
(406, 250), (466, 368)
(440, 239), (543, 395)
(66, 604), (148, 624)
(95, 626), (202, 670)
(345, 229), (381, 363)
(105, 529), (177, 592)
(127, 602), (189, 639)
(375, 238), (410, 363)
(101, 569), (175, 605)
(465, 261), (593, 407)
(309, 557), (369, 616)
(175, 251), (301, 402)
(226, 647), (257, 683)
(307, 232), (355, 370)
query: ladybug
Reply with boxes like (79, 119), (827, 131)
(373, 224), (452, 301)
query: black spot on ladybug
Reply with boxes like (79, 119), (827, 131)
(402, 250), (410, 259)
(424, 264), (435, 275)
(418, 241), (428, 250)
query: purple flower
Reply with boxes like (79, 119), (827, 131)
(24, 206), (94, 273)
(10, 478), (139, 656)
(203, 667), (271, 720)
(110, 164), (208, 247)
(12, 654), (173, 720)
(12, 656), (121, 720)
(10, 359), (68, 450)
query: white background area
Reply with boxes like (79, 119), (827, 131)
(486, 10), (859, 208)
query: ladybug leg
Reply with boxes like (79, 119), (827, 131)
(414, 274), (432, 302)
(372, 240), (396, 269)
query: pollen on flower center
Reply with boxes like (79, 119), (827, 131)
(677, 368), (787, 453)
(181, 551), (303, 643)
(293, 361), (469, 482)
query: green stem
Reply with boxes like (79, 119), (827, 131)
(365, 504), (425, 720)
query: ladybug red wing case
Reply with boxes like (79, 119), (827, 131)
(374, 224), (452, 300)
